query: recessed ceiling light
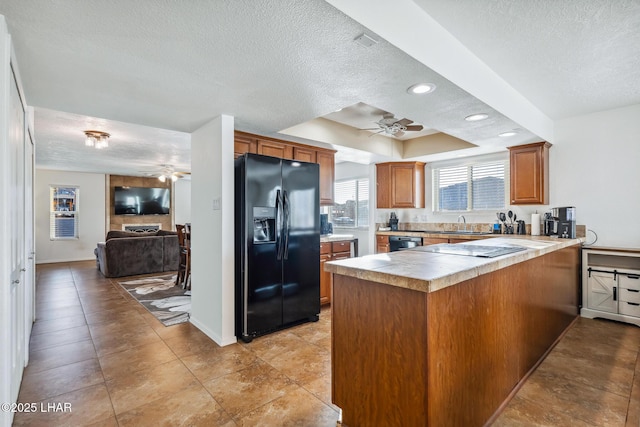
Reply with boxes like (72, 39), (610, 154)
(465, 113), (489, 122)
(407, 83), (436, 95)
(499, 130), (518, 137)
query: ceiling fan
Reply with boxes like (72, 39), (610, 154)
(140, 164), (190, 182)
(361, 113), (424, 138)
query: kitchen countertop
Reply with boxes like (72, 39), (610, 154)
(376, 230), (497, 240)
(320, 233), (355, 243)
(325, 236), (584, 293)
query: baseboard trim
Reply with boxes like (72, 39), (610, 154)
(189, 315), (237, 347)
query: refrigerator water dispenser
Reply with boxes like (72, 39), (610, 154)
(253, 207), (276, 243)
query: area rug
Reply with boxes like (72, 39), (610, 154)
(118, 274), (190, 326)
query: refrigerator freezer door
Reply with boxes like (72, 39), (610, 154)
(281, 160), (320, 325)
(240, 154), (283, 338)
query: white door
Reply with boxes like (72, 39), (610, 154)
(8, 63), (26, 403)
(24, 126), (35, 360)
(587, 271), (618, 314)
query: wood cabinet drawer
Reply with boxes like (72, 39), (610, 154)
(620, 288), (640, 304)
(619, 301), (640, 317)
(620, 272), (640, 290)
(423, 237), (448, 245)
(376, 235), (389, 243)
(332, 252), (351, 261)
(332, 241), (351, 253)
(320, 242), (331, 255)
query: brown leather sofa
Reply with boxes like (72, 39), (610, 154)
(95, 230), (179, 278)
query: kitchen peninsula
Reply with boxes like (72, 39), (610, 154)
(325, 236), (582, 426)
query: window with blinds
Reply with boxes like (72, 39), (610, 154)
(330, 178), (369, 228)
(50, 186), (79, 239)
(433, 161), (505, 212)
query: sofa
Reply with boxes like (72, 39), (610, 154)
(95, 230), (180, 278)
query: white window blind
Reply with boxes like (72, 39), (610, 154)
(433, 161), (505, 212)
(331, 178), (369, 228)
(50, 186), (79, 239)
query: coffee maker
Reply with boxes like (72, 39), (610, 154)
(548, 207), (576, 238)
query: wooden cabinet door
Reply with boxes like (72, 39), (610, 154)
(317, 151), (335, 205)
(293, 147), (317, 163)
(423, 237), (448, 245)
(320, 252), (332, 305)
(234, 135), (256, 159)
(376, 164), (391, 208)
(391, 163), (418, 207)
(376, 235), (390, 253)
(509, 142), (550, 205)
(376, 162), (425, 208)
(257, 139), (293, 159)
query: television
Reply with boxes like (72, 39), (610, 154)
(114, 186), (170, 215)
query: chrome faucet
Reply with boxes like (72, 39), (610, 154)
(457, 215), (467, 232)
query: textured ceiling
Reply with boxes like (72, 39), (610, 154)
(412, 0), (640, 119)
(1, 0), (638, 174)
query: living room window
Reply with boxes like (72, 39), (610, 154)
(432, 158), (507, 212)
(330, 178), (369, 229)
(50, 186), (79, 239)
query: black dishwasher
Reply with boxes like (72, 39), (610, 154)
(389, 236), (423, 252)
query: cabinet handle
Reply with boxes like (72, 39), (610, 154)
(628, 289), (640, 293)
(613, 287), (617, 301)
(627, 302), (640, 306)
(627, 274), (639, 280)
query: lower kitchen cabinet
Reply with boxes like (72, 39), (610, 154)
(320, 240), (354, 305)
(582, 247), (640, 326)
(376, 235), (390, 253)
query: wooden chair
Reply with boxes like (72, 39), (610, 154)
(175, 224), (191, 289)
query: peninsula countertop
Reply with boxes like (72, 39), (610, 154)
(325, 236), (584, 293)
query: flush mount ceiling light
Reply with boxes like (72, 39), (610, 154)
(465, 113), (489, 122)
(84, 130), (110, 149)
(407, 83), (436, 95)
(499, 130), (519, 137)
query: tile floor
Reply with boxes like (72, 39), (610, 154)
(11, 260), (640, 426)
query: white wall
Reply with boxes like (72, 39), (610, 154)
(35, 169), (106, 263)
(190, 115), (236, 346)
(173, 178), (191, 225)
(553, 104), (640, 248)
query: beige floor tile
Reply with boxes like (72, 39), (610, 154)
(106, 359), (199, 415)
(235, 386), (339, 427)
(29, 324), (92, 352)
(494, 395), (595, 427)
(99, 340), (178, 380)
(90, 322), (162, 357)
(18, 358), (104, 402)
(25, 339), (97, 374)
(181, 343), (257, 383)
(203, 359), (298, 418)
(30, 314), (88, 336)
(163, 328), (223, 358)
(116, 383), (235, 427)
(13, 383), (115, 427)
(262, 341), (331, 385)
(36, 304), (86, 321)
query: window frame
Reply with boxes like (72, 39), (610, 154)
(49, 185), (80, 240)
(431, 154), (509, 214)
(330, 177), (369, 229)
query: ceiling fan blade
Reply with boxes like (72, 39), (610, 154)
(396, 118), (413, 126)
(405, 125), (424, 131)
(359, 127), (381, 131)
(369, 129), (385, 137)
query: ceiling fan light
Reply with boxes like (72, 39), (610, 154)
(158, 175), (166, 183)
(171, 174), (178, 182)
(407, 83), (436, 95)
(465, 113), (489, 122)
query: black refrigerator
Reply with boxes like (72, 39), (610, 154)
(235, 153), (320, 343)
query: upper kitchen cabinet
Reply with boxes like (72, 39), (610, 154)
(234, 131), (336, 205)
(508, 142), (551, 205)
(257, 139), (293, 159)
(317, 151), (335, 205)
(234, 134), (257, 159)
(376, 162), (425, 208)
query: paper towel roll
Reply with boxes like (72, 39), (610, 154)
(531, 213), (541, 236)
